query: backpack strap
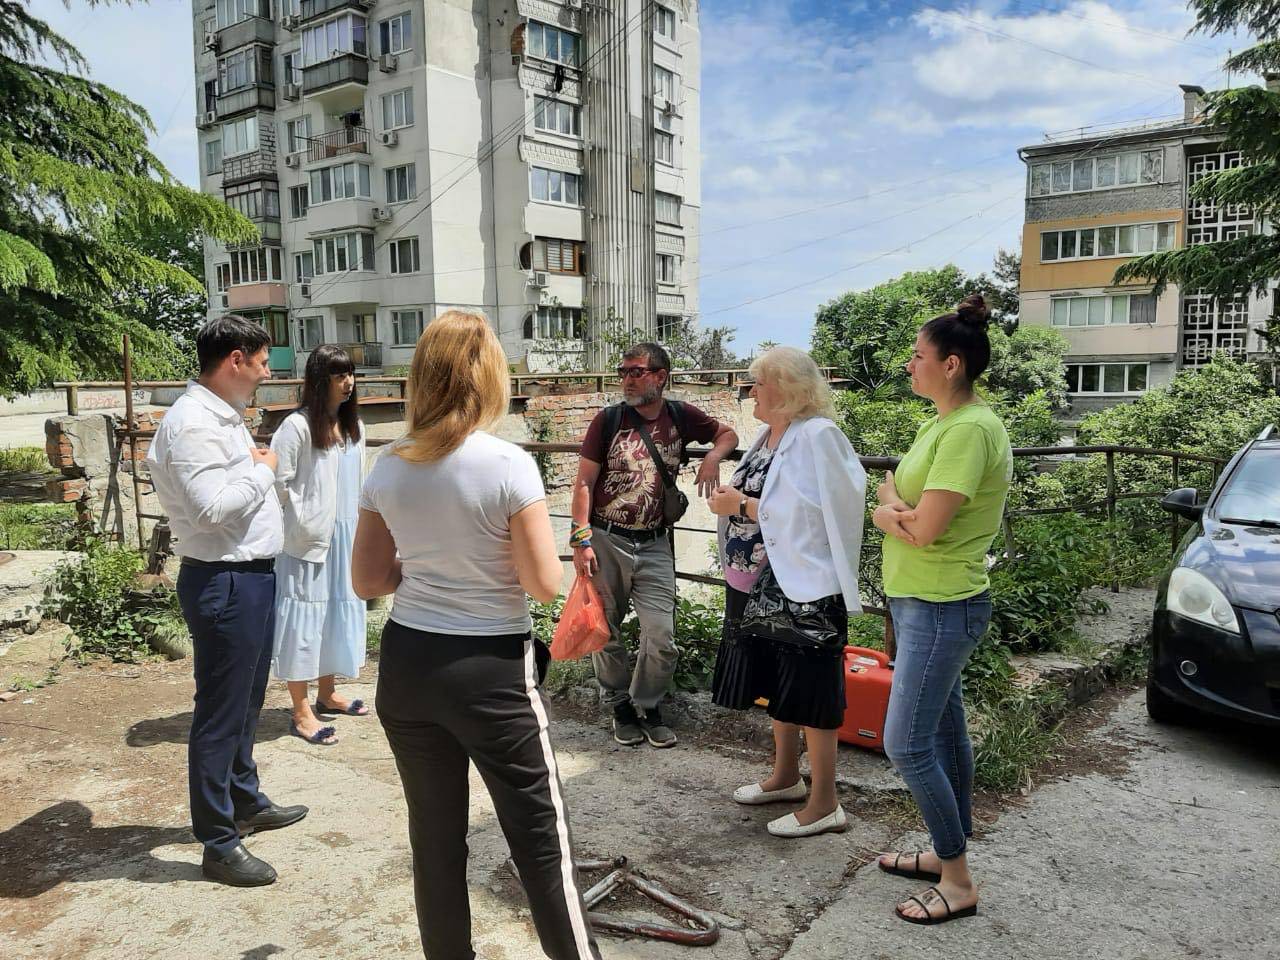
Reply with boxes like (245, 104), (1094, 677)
(665, 399), (687, 464)
(600, 403), (625, 461)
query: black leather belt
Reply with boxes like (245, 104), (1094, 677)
(591, 517), (667, 542)
(180, 557), (275, 573)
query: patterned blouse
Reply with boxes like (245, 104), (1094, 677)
(722, 443), (775, 593)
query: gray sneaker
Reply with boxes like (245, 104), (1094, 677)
(612, 702), (645, 746)
(639, 706), (678, 748)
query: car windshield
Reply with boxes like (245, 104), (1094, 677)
(1215, 447), (1280, 525)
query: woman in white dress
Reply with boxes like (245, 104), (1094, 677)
(271, 344), (368, 745)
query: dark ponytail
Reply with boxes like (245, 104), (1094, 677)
(920, 293), (992, 387)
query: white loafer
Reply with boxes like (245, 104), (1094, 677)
(767, 805), (848, 838)
(733, 780), (808, 806)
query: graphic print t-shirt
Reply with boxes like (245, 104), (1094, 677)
(580, 402), (720, 530)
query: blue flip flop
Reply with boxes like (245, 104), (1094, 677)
(314, 698), (369, 717)
(290, 721), (338, 745)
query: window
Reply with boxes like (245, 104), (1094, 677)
(657, 314), (681, 341)
(385, 163), (416, 203)
(529, 166), (582, 205)
(282, 50), (303, 86)
(1050, 293), (1157, 327)
(391, 309), (424, 346)
(218, 46), (272, 94)
(221, 116), (258, 158)
(381, 88), (414, 130)
(204, 139), (223, 175)
(654, 5), (676, 40)
(351, 313), (377, 342)
(295, 315), (323, 351)
(294, 251), (314, 282)
(312, 232), (375, 273)
(1063, 362), (1150, 394)
(216, 0), (268, 29)
(534, 97), (581, 137)
(379, 11), (412, 55)
(656, 253), (678, 284)
(228, 247), (283, 285)
(308, 162), (372, 203)
(389, 237), (420, 274)
(521, 237), (585, 274)
(655, 129), (674, 165)
(653, 65), (677, 102)
(656, 191), (681, 225)
(1039, 220), (1175, 262)
(225, 180), (280, 220)
(1029, 148), (1165, 197)
(526, 21), (579, 67)
(286, 116), (312, 154)
(214, 263), (231, 308)
(289, 185), (309, 219)
(529, 305), (583, 339)
(300, 14), (368, 66)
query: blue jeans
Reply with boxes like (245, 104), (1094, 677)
(884, 592), (992, 861)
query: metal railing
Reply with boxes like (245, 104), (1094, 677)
(305, 125), (371, 163)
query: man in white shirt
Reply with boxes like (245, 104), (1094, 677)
(146, 315), (306, 887)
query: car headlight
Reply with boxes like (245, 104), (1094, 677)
(1167, 568), (1240, 634)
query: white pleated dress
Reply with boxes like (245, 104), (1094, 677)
(272, 439), (367, 681)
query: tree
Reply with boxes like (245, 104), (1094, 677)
(968, 248), (1021, 333)
(0, 2), (255, 396)
(1113, 1), (1280, 357)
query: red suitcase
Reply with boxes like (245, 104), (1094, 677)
(837, 646), (893, 751)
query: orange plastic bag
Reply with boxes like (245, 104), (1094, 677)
(551, 577), (610, 661)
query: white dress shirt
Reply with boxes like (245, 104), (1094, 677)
(271, 411), (366, 563)
(717, 417), (866, 610)
(145, 381), (283, 562)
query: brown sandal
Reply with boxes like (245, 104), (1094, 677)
(878, 851), (942, 883)
(894, 886), (978, 925)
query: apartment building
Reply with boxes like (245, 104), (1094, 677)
(193, 0), (701, 375)
(1018, 82), (1276, 414)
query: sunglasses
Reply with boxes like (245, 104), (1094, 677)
(616, 366), (660, 379)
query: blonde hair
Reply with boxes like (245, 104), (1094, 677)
(395, 310), (510, 463)
(748, 346), (836, 421)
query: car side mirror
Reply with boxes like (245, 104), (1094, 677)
(1160, 487), (1203, 521)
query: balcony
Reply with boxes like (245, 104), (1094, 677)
(298, 0), (370, 24)
(337, 341), (382, 368)
(216, 83), (276, 120)
(306, 126), (370, 164)
(227, 283), (288, 310)
(302, 53), (368, 113)
(217, 16), (275, 53)
(223, 150), (277, 186)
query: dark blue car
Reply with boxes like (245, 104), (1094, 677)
(1149, 424), (1280, 726)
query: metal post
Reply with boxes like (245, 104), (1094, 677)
(1001, 509), (1016, 560)
(65, 384), (79, 416)
(1170, 455), (1181, 555)
(595, 374), (605, 393)
(123, 334), (146, 551)
(1105, 450), (1118, 592)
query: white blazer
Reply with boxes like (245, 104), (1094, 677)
(717, 417), (866, 610)
(270, 411), (366, 563)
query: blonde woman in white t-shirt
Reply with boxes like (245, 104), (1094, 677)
(352, 310), (602, 960)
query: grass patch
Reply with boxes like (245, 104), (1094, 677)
(971, 683), (1068, 792)
(0, 446), (50, 473)
(366, 607), (389, 655)
(544, 657), (596, 696)
(0, 502), (78, 550)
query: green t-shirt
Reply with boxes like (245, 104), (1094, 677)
(881, 403), (1013, 603)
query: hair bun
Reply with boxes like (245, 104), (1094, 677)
(955, 293), (990, 329)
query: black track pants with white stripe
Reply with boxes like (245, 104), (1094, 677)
(376, 619), (602, 960)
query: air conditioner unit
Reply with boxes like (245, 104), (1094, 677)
(662, 99), (677, 118)
(203, 31), (219, 51)
(282, 82), (301, 101)
(202, 110), (218, 126)
(299, 282), (311, 299)
(284, 152), (301, 168)
(372, 205), (393, 222)
(282, 13), (300, 29)
(378, 53), (398, 73)
(378, 129), (398, 147)
(527, 271), (549, 288)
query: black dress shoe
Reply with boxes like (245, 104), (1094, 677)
(202, 844), (277, 887)
(235, 802), (308, 836)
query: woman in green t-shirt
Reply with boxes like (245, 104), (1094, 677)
(871, 294), (1012, 925)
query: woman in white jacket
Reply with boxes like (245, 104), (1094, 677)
(271, 345), (367, 745)
(708, 346), (866, 838)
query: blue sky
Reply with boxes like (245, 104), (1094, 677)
(31, 0), (1243, 352)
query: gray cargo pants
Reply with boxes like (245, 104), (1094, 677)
(589, 524), (677, 711)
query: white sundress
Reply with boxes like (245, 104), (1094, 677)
(272, 439), (367, 681)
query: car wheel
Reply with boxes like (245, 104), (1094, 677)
(1146, 677), (1195, 725)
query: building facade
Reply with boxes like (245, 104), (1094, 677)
(192, 0), (701, 375)
(1018, 83), (1276, 414)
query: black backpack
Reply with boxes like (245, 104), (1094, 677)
(600, 400), (688, 465)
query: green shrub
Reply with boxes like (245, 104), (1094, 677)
(971, 684), (1066, 791)
(0, 446), (51, 473)
(50, 542), (178, 663)
(0, 502), (79, 550)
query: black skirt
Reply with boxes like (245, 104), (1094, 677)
(711, 586), (846, 730)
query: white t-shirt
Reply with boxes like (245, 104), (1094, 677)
(359, 431), (546, 635)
